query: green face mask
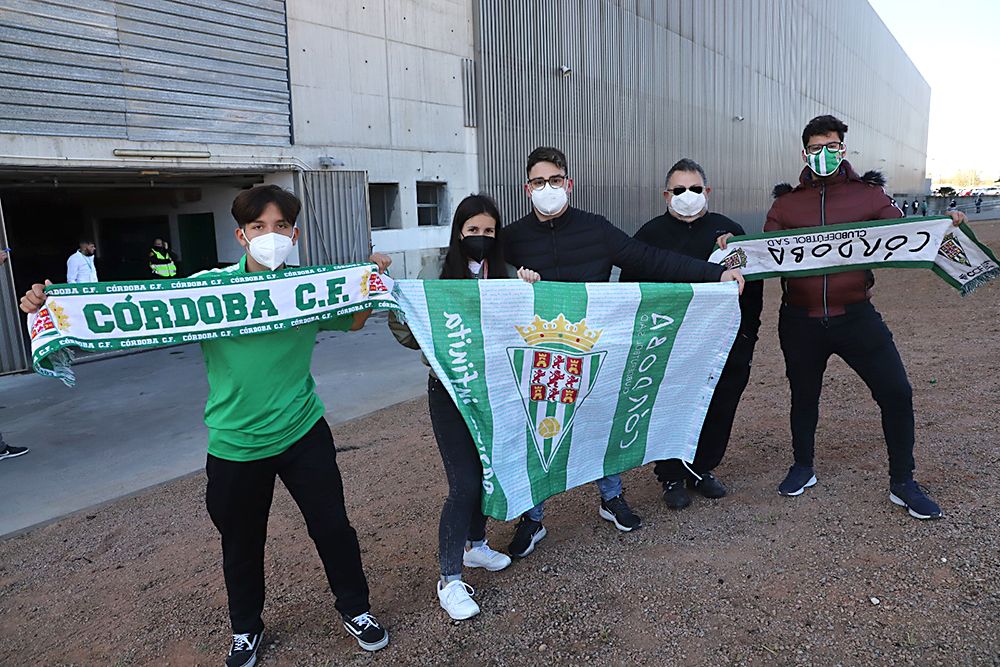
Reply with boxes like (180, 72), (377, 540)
(806, 146), (844, 177)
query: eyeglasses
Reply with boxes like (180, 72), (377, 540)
(669, 185), (704, 196)
(804, 141), (845, 155)
(526, 175), (567, 190)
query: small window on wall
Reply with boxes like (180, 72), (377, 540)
(369, 183), (400, 230)
(417, 182), (447, 226)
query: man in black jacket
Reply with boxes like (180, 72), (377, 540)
(621, 158), (762, 510)
(502, 147), (744, 558)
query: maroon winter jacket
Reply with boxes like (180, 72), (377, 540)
(764, 161), (902, 317)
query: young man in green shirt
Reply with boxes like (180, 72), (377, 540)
(21, 185), (391, 666)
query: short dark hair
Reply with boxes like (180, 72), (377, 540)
(231, 185), (301, 227)
(665, 158), (708, 188)
(526, 146), (568, 175)
(802, 115), (848, 147)
(78, 236), (94, 245)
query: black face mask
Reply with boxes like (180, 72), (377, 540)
(459, 234), (495, 262)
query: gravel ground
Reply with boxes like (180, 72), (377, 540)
(1, 222), (998, 667)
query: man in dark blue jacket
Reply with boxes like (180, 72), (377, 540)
(502, 146), (743, 558)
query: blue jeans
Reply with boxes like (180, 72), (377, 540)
(524, 474), (622, 522)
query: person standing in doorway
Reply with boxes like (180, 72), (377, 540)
(149, 238), (178, 279)
(66, 238), (98, 283)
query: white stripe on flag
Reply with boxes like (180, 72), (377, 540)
(563, 282), (642, 490)
(643, 282), (740, 465)
(478, 280), (536, 515)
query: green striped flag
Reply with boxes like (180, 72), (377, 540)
(394, 279), (741, 521)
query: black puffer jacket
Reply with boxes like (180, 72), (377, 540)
(503, 207), (726, 283)
(620, 210), (763, 340)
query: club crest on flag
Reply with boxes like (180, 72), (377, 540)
(507, 314), (607, 473)
(938, 232), (972, 267)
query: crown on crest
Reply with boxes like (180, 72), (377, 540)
(515, 313), (602, 352)
(360, 269), (371, 297)
(49, 300), (71, 330)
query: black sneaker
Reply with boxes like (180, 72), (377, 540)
(226, 630), (263, 667)
(343, 612), (389, 651)
(778, 464), (817, 496)
(508, 516), (547, 558)
(0, 445), (29, 462)
(889, 480), (943, 520)
(599, 495), (642, 531)
(692, 471), (727, 499)
(661, 479), (692, 510)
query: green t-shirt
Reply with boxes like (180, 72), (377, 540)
(191, 257), (354, 461)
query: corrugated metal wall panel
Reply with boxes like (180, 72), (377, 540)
(475, 0), (931, 234)
(0, 0), (126, 139)
(0, 0), (291, 146)
(297, 171), (372, 267)
(462, 57), (477, 127)
(0, 203), (30, 374)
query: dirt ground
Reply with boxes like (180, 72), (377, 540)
(1, 222), (999, 667)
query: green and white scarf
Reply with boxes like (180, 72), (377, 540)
(393, 279), (740, 521)
(27, 263), (399, 386)
(709, 216), (999, 295)
(29, 268), (742, 521)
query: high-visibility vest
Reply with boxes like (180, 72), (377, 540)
(150, 248), (177, 277)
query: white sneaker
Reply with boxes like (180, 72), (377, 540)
(436, 580), (480, 620)
(462, 541), (512, 572)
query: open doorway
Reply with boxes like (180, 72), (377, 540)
(177, 212), (219, 276)
(1, 189), (95, 297)
(0, 169), (274, 373)
(98, 215), (170, 281)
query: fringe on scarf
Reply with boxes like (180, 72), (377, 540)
(959, 267), (1000, 297)
(34, 349), (77, 388)
(389, 280), (408, 325)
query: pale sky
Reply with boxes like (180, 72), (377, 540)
(868, 0), (1000, 180)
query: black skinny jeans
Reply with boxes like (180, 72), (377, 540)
(777, 302), (916, 482)
(206, 418), (370, 634)
(427, 376), (488, 578)
(654, 332), (756, 483)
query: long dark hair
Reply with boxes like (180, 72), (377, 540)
(440, 193), (509, 279)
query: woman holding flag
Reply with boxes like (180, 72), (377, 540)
(389, 193), (540, 621)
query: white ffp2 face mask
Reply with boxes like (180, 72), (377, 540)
(530, 183), (569, 216)
(669, 190), (707, 218)
(244, 231), (294, 270)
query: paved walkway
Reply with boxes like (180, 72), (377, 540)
(0, 315), (426, 536)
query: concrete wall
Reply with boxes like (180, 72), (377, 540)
(0, 0), (479, 278)
(286, 0), (479, 277)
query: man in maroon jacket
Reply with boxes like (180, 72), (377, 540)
(746, 115), (965, 520)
